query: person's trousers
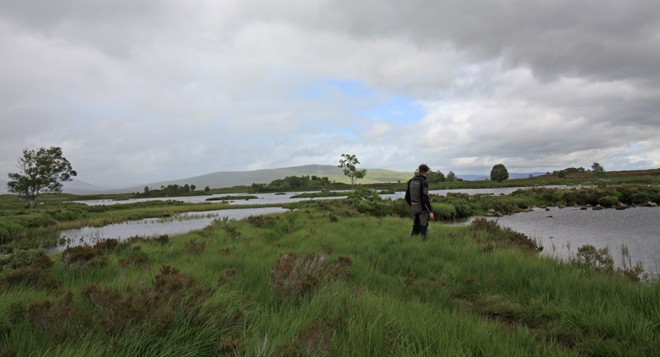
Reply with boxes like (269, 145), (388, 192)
(411, 210), (429, 240)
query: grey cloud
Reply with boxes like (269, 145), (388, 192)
(284, 0), (660, 86)
(1, 0), (658, 186)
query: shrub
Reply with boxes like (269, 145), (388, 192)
(246, 215), (277, 228)
(0, 249), (48, 273)
(597, 196), (618, 207)
(117, 246), (150, 268)
(184, 238), (206, 255)
(270, 251), (352, 301)
(575, 245), (614, 272)
(61, 246), (107, 270)
(470, 218), (539, 252)
(0, 251), (59, 289)
(434, 203), (457, 220)
(28, 292), (90, 343)
(346, 187), (395, 217)
(77, 265), (211, 338)
(93, 239), (119, 253)
(0, 348), (17, 357)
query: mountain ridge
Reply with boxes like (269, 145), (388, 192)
(121, 164), (413, 194)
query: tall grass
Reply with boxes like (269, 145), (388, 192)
(1, 203), (658, 356)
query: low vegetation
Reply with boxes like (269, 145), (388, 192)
(249, 175), (335, 193)
(0, 200), (657, 356)
(2, 182), (659, 252)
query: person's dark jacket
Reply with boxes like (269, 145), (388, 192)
(405, 174), (433, 213)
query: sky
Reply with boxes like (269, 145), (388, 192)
(1, 0), (659, 188)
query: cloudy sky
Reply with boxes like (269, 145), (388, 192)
(1, 0), (659, 187)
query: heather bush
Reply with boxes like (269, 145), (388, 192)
(0, 252), (59, 289)
(61, 245), (107, 270)
(184, 238), (206, 255)
(270, 251), (352, 302)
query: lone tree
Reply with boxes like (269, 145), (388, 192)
(591, 162), (605, 175)
(7, 146), (77, 208)
(490, 163), (509, 182)
(338, 153), (367, 190)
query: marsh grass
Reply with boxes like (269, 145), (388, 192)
(0, 202), (658, 356)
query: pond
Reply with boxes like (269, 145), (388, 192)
(54, 207), (288, 252)
(486, 206), (660, 279)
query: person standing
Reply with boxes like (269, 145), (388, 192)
(405, 164), (435, 240)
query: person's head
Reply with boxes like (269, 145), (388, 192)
(418, 164), (430, 176)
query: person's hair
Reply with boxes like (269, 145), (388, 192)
(418, 164), (430, 174)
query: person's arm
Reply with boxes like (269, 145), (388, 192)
(422, 180), (434, 219)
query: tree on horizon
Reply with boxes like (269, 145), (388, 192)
(338, 154), (367, 190)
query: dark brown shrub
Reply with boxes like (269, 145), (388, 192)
(7, 302), (26, 324)
(217, 335), (242, 356)
(222, 224), (241, 239)
(61, 245), (107, 270)
(184, 238), (206, 256)
(328, 255), (352, 280)
(93, 239), (119, 253)
(246, 215), (276, 228)
(28, 293), (89, 343)
(0, 348), (17, 357)
(277, 340), (305, 357)
(80, 283), (146, 335)
(1, 254), (59, 289)
(296, 320), (334, 356)
(79, 266), (210, 337)
(270, 251), (352, 301)
(117, 246), (150, 268)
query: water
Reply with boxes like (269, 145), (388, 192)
(75, 186), (566, 206)
(54, 207), (288, 252)
(487, 206), (660, 278)
(74, 191), (348, 206)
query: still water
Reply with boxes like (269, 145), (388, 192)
(75, 186), (563, 206)
(487, 206), (660, 278)
(74, 192), (347, 206)
(54, 207), (288, 252)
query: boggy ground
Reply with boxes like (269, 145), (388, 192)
(0, 199), (658, 356)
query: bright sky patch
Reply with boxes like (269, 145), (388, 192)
(297, 79), (426, 124)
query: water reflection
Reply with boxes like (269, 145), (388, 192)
(55, 207), (288, 252)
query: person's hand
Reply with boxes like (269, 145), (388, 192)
(429, 212), (435, 221)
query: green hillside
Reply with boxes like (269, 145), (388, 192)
(139, 165), (412, 191)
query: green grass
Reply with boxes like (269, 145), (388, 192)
(1, 203), (658, 356)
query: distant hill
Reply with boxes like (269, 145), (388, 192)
(0, 179), (112, 195)
(459, 172), (546, 181)
(8, 166), (656, 195)
(119, 165), (413, 193)
(0, 167), (553, 195)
